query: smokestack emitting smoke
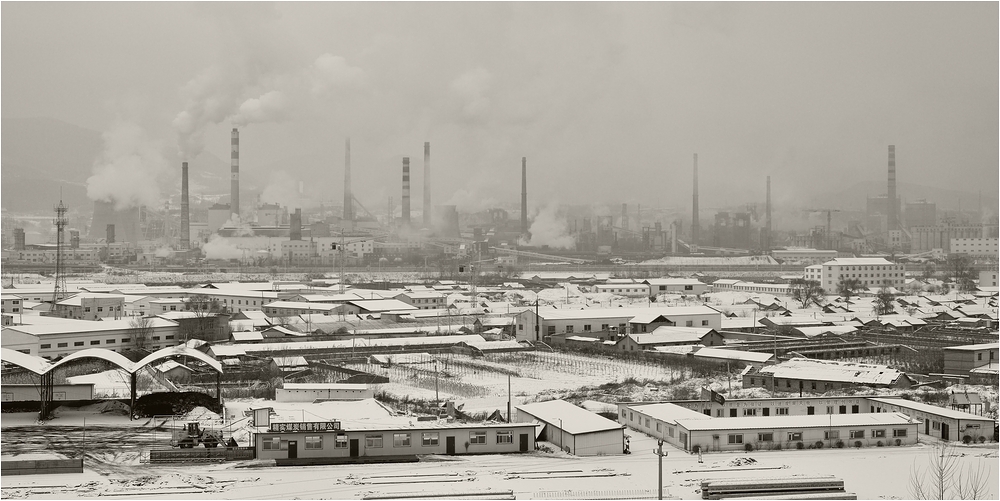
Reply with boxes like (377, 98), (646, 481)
(231, 128), (240, 220)
(181, 162), (190, 250)
(402, 157), (411, 224)
(521, 157), (528, 236)
(692, 153), (700, 245)
(887, 145), (897, 232)
(765, 175), (771, 252)
(423, 142), (431, 227)
(344, 138), (353, 221)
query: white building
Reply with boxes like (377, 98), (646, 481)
(643, 278), (709, 296)
(276, 383), (374, 402)
(515, 399), (624, 456)
(396, 291), (447, 310)
(591, 283), (651, 298)
(950, 238), (999, 257)
(819, 258), (905, 292)
(804, 265), (823, 283)
(515, 306), (722, 342)
(771, 249), (839, 265)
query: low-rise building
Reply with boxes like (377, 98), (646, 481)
(643, 278), (709, 296)
(942, 342), (999, 379)
(515, 399), (625, 456)
(771, 249), (838, 266)
(4, 317), (180, 359)
(49, 294), (126, 321)
(743, 358), (913, 392)
(516, 306), (722, 342)
(396, 291), (447, 310)
(949, 238), (998, 257)
(617, 327), (724, 352)
(276, 383), (374, 402)
(820, 258), (905, 292)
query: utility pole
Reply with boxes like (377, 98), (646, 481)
(434, 359), (440, 417)
(654, 439), (667, 500)
(507, 374), (512, 423)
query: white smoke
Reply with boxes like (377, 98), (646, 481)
(86, 122), (168, 210)
(519, 203), (575, 249)
(202, 235), (245, 260)
(154, 247), (173, 258)
(175, 53), (364, 158)
(259, 170), (301, 209)
(450, 68), (492, 120)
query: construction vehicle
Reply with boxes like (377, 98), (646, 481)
(170, 422), (223, 448)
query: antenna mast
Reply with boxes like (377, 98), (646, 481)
(51, 199), (69, 305)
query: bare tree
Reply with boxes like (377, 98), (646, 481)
(874, 281), (896, 316)
(947, 254), (977, 293)
(838, 278), (862, 300)
(909, 443), (993, 500)
(789, 279), (824, 308)
(182, 294), (227, 342)
(127, 316), (153, 351)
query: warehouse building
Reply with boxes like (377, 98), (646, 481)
(516, 399), (625, 456)
(867, 397), (995, 442)
(4, 317), (181, 359)
(255, 421), (536, 461)
(516, 306), (722, 342)
(942, 342), (998, 379)
(616, 327), (724, 352)
(643, 278), (709, 296)
(743, 358), (913, 392)
(276, 383), (374, 402)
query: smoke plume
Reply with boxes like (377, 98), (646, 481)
(519, 203), (575, 249)
(86, 121), (168, 210)
(202, 235), (246, 260)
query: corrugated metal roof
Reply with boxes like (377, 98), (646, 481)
(628, 402), (712, 424)
(538, 306), (718, 321)
(516, 399), (623, 435)
(867, 397), (997, 422)
(5, 317), (178, 336)
(677, 411), (916, 431)
(758, 358), (905, 386)
(694, 347), (773, 363)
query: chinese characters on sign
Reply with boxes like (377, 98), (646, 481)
(269, 421), (341, 432)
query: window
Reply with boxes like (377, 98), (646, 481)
(743, 408), (757, 416)
(826, 406), (835, 414)
(547, 326), (556, 335)
(811, 382), (816, 390)
(893, 429), (908, 438)
(773, 407), (788, 416)
(496, 431), (512, 444)
(849, 430), (865, 439)
(932, 421), (941, 431)
(602, 324), (609, 330)
(728, 434), (743, 444)
(655, 423), (661, 432)
(583, 324), (591, 332)
(41, 344), (51, 349)
(122, 338), (130, 343)
(630, 412), (634, 421)
(565, 325), (574, 333)
(165, 335), (174, 340)
(305, 436), (322, 449)
(90, 340), (100, 345)
(786, 380), (792, 388)
(668, 427), (675, 437)
(702, 320), (709, 326)
(762, 407), (770, 417)
(393, 433), (411, 447)
(57, 343), (68, 348)
(758, 433), (773, 442)
(366, 434), (383, 448)
(74, 341), (84, 347)
(824, 430), (840, 440)
(335, 435), (348, 448)
(421, 433), (439, 446)
(839, 405), (847, 414)
(152, 336), (160, 341)
(685, 321), (693, 327)
(107, 339), (115, 344)
(262, 437), (281, 450)
(470, 432), (486, 445)
(851, 405), (859, 414)
(716, 409), (723, 417)
(729, 408), (737, 417)
(788, 432), (802, 441)
(807, 406), (815, 415)
(97, 307), (103, 312)
(873, 429), (886, 438)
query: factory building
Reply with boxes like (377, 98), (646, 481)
(516, 399), (625, 456)
(275, 383), (374, 402)
(949, 238), (998, 257)
(771, 249), (838, 266)
(3, 317), (181, 359)
(49, 294), (126, 321)
(642, 278), (709, 296)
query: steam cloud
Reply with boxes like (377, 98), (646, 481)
(519, 203), (575, 249)
(86, 122), (168, 210)
(201, 235), (246, 260)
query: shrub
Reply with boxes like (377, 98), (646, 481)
(835, 440), (845, 448)
(962, 435), (972, 444)
(876, 441), (884, 447)
(796, 441), (804, 450)
(692, 445), (701, 454)
(854, 441), (863, 448)
(894, 439), (902, 446)
(977, 436), (986, 443)
(744, 443), (754, 452)
(772, 442), (782, 451)
(815, 441), (824, 449)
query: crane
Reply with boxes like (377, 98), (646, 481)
(804, 209), (841, 251)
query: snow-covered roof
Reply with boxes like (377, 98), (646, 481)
(649, 345), (699, 355)
(694, 347), (773, 364)
(868, 397), (997, 422)
(823, 258), (896, 266)
(282, 383), (368, 391)
(537, 305), (719, 321)
(232, 331), (264, 342)
(208, 345), (247, 357)
(271, 356), (308, 367)
(791, 325), (859, 338)
(154, 360), (192, 373)
(516, 399), (623, 435)
(943, 342), (999, 351)
(239, 334), (486, 354)
(264, 301), (343, 311)
(565, 336), (602, 343)
(4, 317), (178, 336)
(721, 317), (761, 329)
(627, 402), (712, 424)
(677, 412), (917, 431)
(758, 358), (906, 386)
(643, 278), (704, 286)
(348, 299), (417, 312)
(629, 327), (715, 345)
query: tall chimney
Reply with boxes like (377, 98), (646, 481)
(290, 208), (302, 240)
(181, 162), (190, 250)
(887, 145), (897, 233)
(402, 157), (411, 224)
(343, 138), (353, 221)
(765, 175), (772, 252)
(521, 157), (528, 236)
(423, 142), (431, 227)
(621, 203), (629, 230)
(107, 224), (116, 244)
(231, 128), (240, 220)
(692, 153), (700, 245)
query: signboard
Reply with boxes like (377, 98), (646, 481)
(252, 408), (272, 428)
(269, 421), (341, 433)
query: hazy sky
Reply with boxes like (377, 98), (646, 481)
(2, 2), (997, 213)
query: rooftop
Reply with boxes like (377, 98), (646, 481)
(516, 399), (623, 435)
(627, 402), (712, 424)
(535, 306), (719, 321)
(757, 358), (906, 386)
(677, 411), (917, 431)
(823, 258), (896, 266)
(867, 397), (997, 422)
(943, 342), (998, 351)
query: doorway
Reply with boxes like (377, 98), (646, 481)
(519, 433), (529, 452)
(350, 439), (359, 457)
(288, 440), (298, 459)
(446, 436), (456, 455)
(941, 423), (949, 441)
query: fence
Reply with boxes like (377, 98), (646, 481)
(1, 459), (84, 476)
(146, 447), (254, 464)
(533, 489), (660, 499)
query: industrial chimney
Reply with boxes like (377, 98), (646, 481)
(107, 224), (116, 244)
(402, 157), (411, 224)
(423, 142), (431, 227)
(692, 153), (700, 245)
(290, 208), (302, 240)
(231, 128), (240, 221)
(181, 162), (190, 250)
(343, 138), (353, 221)
(621, 203), (629, 231)
(765, 175), (772, 252)
(887, 145), (897, 233)
(521, 157), (528, 237)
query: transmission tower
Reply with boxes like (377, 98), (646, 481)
(51, 200), (69, 305)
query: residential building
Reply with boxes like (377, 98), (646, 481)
(819, 258), (905, 292)
(396, 291), (447, 310)
(942, 343), (998, 378)
(515, 399), (624, 456)
(642, 278), (709, 296)
(515, 306), (722, 342)
(590, 283), (651, 298)
(49, 294), (125, 321)
(743, 358), (913, 392)
(616, 327), (724, 351)
(949, 238), (998, 257)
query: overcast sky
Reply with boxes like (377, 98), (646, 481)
(2, 2), (997, 213)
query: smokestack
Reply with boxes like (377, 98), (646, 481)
(343, 138), (353, 221)
(621, 203), (629, 230)
(765, 175), (772, 252)
(887, 145), (897, 233)
(231, 128), (240, 220)
(521, 157), (528, 236)
(181, 162), (190, 250)
(290, 208), (302, 240)
(423, 142), (431, 227)
(402, 157), (411, 224)
(692, 153), (700, 245)
(107, 224), (116, 244)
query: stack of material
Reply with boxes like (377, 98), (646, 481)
(700, 476), (855, 500)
